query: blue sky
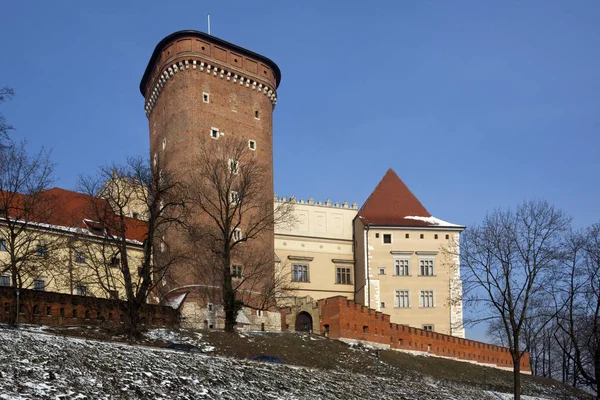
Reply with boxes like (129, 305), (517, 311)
(2, 1), (599, 340)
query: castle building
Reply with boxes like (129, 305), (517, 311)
(138, 30), (464, 335)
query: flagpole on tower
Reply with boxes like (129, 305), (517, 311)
(207, 13), (211, 35)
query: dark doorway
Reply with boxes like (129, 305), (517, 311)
(295, 311), (313, 332)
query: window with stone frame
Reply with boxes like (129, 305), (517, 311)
(0, 275), (10, 287)
(419, 258), (435, 276)
(394, 257), (410, 276)
(335, 267), (352, 285)
(292, 264), (309, 282)
(395, 290), (410, 308)
(420, 290), (435, 308)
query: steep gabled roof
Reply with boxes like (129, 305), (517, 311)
(357, 169), (463, 228)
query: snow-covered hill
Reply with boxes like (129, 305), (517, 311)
(0, 328), (572, 399)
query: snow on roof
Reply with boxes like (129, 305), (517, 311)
(404, 215), (463, 228)
(164, 293), (187, 309)
(236, 310), (252, 325)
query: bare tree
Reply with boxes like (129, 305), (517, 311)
(554, 224), (600, 396)
(460, 200), (570, 400)
(0, 141), (57, 324)
(0, 86), (15, 146)
(77, 156), (184, 337)
(185, 136), (293, 332)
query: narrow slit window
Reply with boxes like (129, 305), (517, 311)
(248, 140), (256, 151)
(203, 92), (209, 103)
(210, 128), (219, 139)
(254, 110), (260, 119)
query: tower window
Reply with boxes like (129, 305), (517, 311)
(248, 140), (256, 151)
(228, 158), (239, 175)
(203, 92), (209, 103)
(254, 110), (260, 119)
(210, 128), (219, 139)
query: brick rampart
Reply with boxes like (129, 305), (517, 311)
(0, 287), (179, 329)
(317, 296), (530, 372)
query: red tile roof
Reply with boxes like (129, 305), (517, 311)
(357, 169), (461, 228)
(0, 187), (148, 243)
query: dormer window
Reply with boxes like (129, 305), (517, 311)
(84, 219), (104, 236)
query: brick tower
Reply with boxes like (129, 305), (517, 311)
(140, 31), (281, 322)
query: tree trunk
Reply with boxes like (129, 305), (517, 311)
(595, 347), (600, 398)
(223, 265), (237, 332)
(513, 354), (522, 400)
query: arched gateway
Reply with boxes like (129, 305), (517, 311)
(295, 311), (313, 332)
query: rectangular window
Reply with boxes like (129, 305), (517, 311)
(336, 267), (352, 285)
(33, 279), (45, 291)
(378, 267), (385, 275)
(292, 264), (309, 282)
(0, 239), (6, 251)
(422, 324), (434, 332)
(110, 256), (120, 268)
(419, 258), (435, 276)
(76, 285), (87, 296)
(248, 140), (256, 151)
(229, 190), (239, 205)
(383, 234), (392, 244)
(232, 264), (243, 279)
(395, 290), (410, 308)
(210, 127), (219, 139)
(203, 92), (210, 103)
(380, 301), (386, 308)
(36, 245), (47, 257)
(394, 258), (409, 276)
(75, 251), (86, 263)
(228, 158), (239, 175)
(0, 276), (9, 287)
(420, 290), (435, 308)
(232, 228), (242, 242)
(108, 290), (119, 299)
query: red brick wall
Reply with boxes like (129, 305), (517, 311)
(0, 287), (179, 329)
(318, 296), (531, 372)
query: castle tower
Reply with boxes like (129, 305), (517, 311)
(140, 31), (281, 320)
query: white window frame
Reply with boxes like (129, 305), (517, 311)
(228, 158), (239, 175)
(394, 257), (410, 276)
(210, 127), (219, 139)
(254, 110), (260, 120)
(419, 290), (435, 308)
(232, 228), (242, 242)
(395, 290), (410, 308)
(419, 256), (435, 276)
(203, 92), (210, 103)
(229, 190), (240, 205)
(248, 140), (256, 151)
(378, 267), (386, 275)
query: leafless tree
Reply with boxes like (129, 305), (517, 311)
(185, 136), (293, 332)
(77, 156), (184, 337)
(460, 200), (570, 400)
(553, 224), (600, 396)
(0, 141), (58, 324)
(0, 86), (15, 146)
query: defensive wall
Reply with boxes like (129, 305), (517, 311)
(0, 287), (179, 328)
(317, 296), (531, 373)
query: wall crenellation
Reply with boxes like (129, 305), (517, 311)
(318, 296), (531, 372)
(145, 58), (278, 117)
(274, 195), (358, 210)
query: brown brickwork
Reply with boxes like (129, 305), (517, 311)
(0, 287), (179, 329)
(140, 31), (280, 303)
(318, 296), (531, 372)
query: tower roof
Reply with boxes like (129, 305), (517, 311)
(140, 30), (281, 96)
(357, 169), (463, 229)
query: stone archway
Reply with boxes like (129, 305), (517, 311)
(295, 311), (313, 332)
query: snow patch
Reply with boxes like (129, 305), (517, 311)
(404, 215), (463, 228)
